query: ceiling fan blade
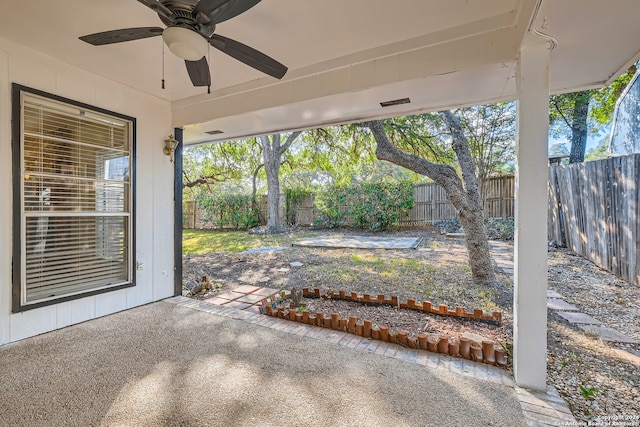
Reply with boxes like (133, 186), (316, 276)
(137, 0), (175, 22)
(209, 34), (287, 79)
(194, 0), (260, 24)
(79, 27), (164, 45)
(185, 57), (212, 87)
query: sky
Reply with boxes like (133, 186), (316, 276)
(548, 124), (610, 155)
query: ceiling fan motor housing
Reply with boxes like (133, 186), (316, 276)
(162, 26), (207, 60)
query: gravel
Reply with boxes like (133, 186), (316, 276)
(547, 246), (640, 423)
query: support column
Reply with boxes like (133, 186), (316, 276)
(514, 37), (550, 390)
(173, 127), (183, 297)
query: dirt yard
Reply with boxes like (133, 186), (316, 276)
(182, 226), (640, 423)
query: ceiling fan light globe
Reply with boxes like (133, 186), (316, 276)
(162, 26), (207, 61)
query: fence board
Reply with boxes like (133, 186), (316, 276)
(548, 153), (640, 286)
(183, 201), (196, 229)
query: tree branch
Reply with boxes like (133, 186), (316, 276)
(439, 110), (481, 197)
(552, 97), (573, 129)
(279, 131), (302, 155)
(183, 174), (228, 188)
(364, 120), (464, 206)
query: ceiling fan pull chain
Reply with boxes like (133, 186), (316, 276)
(161, 39), (166, 89)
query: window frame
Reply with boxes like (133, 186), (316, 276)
(11, 84), (136, 313)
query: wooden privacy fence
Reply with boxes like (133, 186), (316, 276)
(185, 175), (514, 229)
(548, 154), (640, 286)
(396, 175), (514, 225)
(183, 200), (196, 228)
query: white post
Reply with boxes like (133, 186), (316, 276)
(514, 36), (550, 391)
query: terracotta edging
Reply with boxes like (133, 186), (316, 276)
(297, 287), (502, 325)
(260, 289), (509, 369)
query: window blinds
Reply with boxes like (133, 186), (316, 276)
(21, 93), (132, 305)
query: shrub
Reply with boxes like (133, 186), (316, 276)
(434, 217), (514, 240)
(314, 180), (414, 231)
(485, 218), (514, 240)
(196, 192), (258, 230)
(314, 186), (349, 228)
(284, 187), (312, 226)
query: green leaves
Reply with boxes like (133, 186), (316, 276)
(314, 180), (414, 230)
(590, 64), (636, 125)
(549, 64), (637, 162)
(284, 187), (312, 225)
(196, 191), (258, 230)
(579, 384), (597, 400)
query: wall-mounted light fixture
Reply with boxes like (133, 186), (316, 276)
(163, 134), (179, 163)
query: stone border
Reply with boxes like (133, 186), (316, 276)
(261, 288), (508, 369)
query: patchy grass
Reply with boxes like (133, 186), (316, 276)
(183, 228), (511, 316)
(182, 230), (317, 254)
(350, 253), (427, 275)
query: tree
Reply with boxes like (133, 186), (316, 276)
(182, 138), (262, 200)
(584, 138), (609, 162)
(455, 102), (516, 185)
(258, 131), (302, 231)
(548, 142), (569, 157)
(364, 113), (496, 287)
(550, 65), (636, 163)
(550, 91), (591, 163)
(378, 104), (516, 189)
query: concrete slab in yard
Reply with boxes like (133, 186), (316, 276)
(292, 235), (423, 250)
(579, 326), (640, 344)
(555, 311), (602, 325)
(547, 298), (580, 311)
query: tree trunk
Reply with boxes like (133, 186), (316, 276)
(260, 134), (282, 230)
(568, 91), (590, 163)
(259, 131), (302, 232)
(251, 163), (265, 224)
(365, 118), (496, 287)
(440, 111), (496, 286)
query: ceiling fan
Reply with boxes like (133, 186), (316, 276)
(79, 0), (287, 91)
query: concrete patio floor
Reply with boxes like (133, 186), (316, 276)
(0, 300), (535, 427)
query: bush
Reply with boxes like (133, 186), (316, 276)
(314, 180), (414, 230)
(196, 192), (258, 230)
(434, 217), (514, 240)
(485, 218), (514, 240)
(284, 187), (312, 226)
(314, 186), (348, 228)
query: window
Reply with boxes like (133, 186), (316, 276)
(12, 85), (135, 311)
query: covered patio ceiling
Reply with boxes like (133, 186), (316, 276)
(1, 1), (639, 143)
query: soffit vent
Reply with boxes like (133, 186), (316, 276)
(380, 97), (411, 107)
(205, 130), (224, 135)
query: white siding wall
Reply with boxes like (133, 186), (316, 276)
(0, 38), (175, 345)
